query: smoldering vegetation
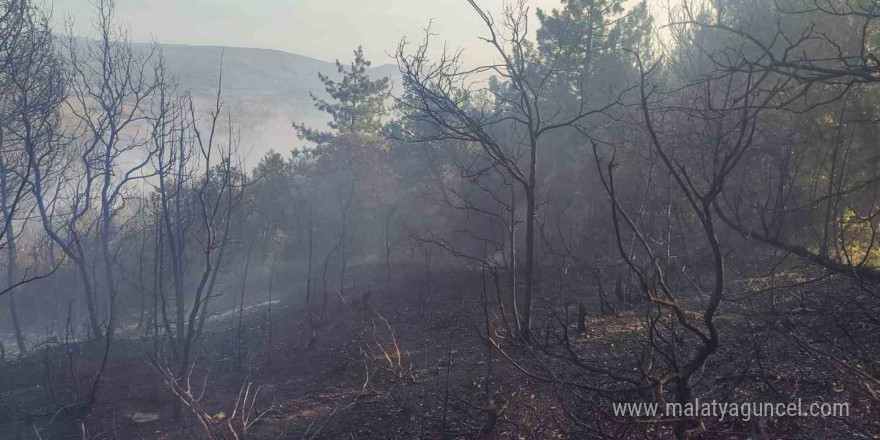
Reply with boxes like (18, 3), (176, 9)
(1, 0), (880, 438)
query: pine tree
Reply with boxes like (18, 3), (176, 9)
(294, 46), (390, 144)
(536, 0), (652, 80)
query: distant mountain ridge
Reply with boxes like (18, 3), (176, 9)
(134, 42), (399, 162)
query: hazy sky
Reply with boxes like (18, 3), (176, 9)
(51, 0), (564, 66)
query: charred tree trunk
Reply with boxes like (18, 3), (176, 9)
(305, 204), (314, 325)
(384, 207), (394, 300)
(577, 303), (587, 334)
(237, 237), (256, 367)
(321, 240), (341, 322)
(0, 158), (26, 357)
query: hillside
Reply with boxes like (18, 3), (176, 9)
(141, 43), (398, 161)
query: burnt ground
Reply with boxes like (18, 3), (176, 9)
(1, 266), (878, 439)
